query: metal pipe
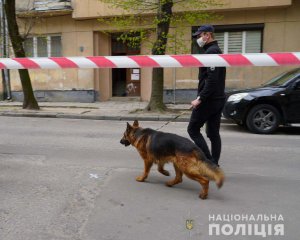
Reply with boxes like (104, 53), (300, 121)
(1, 0), (11, 100)
(172, 27), (177, 104)
(0, 0), (6, 100)
(4, 0), (11, 99)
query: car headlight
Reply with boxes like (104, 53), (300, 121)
(227, 93), (249, 102)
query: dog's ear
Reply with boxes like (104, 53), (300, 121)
(133, 120), (139, 128)
(126, 122), (132, 131)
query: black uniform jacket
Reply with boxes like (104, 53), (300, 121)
(198, 41), (226, 102)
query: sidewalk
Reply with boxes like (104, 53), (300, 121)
(0, 100), (231, 123)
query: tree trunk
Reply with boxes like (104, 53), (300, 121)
(146, 0), (173, 111)
(4, 0), (39, 110)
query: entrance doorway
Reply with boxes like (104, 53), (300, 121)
(111, 33), (141, 97)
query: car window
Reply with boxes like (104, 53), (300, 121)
(263, 68), (300, 87)
(295, 79), (300, 89)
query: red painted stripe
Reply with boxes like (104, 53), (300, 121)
(171, 55), (203, 67)
(128, 56), (160, 67)
(268, 53), (300, 65)
(0, 62), (6, 69)
(13, 58), (40, 69)
(86, 56), (117, 68)
(221, 54), (253, 66)
(49, 57), (78, 68)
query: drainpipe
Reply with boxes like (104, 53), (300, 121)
(172, 27), (177, 104)
(1, 0), (11, 100)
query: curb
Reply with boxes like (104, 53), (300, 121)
(0, 111), (233, 123)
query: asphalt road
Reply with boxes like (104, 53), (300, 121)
(0, 117), (299, 240)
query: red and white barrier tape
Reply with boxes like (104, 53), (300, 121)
(1, 52), (300, 69)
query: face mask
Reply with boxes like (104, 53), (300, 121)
(196, 36), (207, 48)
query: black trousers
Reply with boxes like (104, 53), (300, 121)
(187, 99), (225, 165)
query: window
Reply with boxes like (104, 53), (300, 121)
(111, 33), (141, 55)
(50, 36), (62, 57)
(24, 35), (62, 57)
(216, 30), (262, 54)
(37, 37), (48, 57)
(192, 24), (263, 54)
(24, 38), (34, 57)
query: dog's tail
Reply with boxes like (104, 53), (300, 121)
(203, 162), (225, 188)
(195, 150), (225, 188)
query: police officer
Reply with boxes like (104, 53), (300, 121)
(188, 25), (226, 166)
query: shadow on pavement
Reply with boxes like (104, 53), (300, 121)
(222, 123), (300, 135)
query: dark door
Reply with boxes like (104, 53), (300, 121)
(111, 33), (141, 97)
(112, 67), (127, 97)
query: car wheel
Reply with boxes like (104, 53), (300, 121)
(246, 104), (280, 134)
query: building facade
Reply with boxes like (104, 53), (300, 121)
(1, 0), (300, 102)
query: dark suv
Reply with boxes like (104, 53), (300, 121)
(223, 68), (300, 134)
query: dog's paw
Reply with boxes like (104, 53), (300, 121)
(165, 181), (174, 187)
(136, 176), (146, 182)
(199, 192), (208, 200)
(161, 170), (170, 176)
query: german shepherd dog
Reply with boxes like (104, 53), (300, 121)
(120, 120), (224, 199)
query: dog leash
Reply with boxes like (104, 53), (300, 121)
(155, 106), (193, 131)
